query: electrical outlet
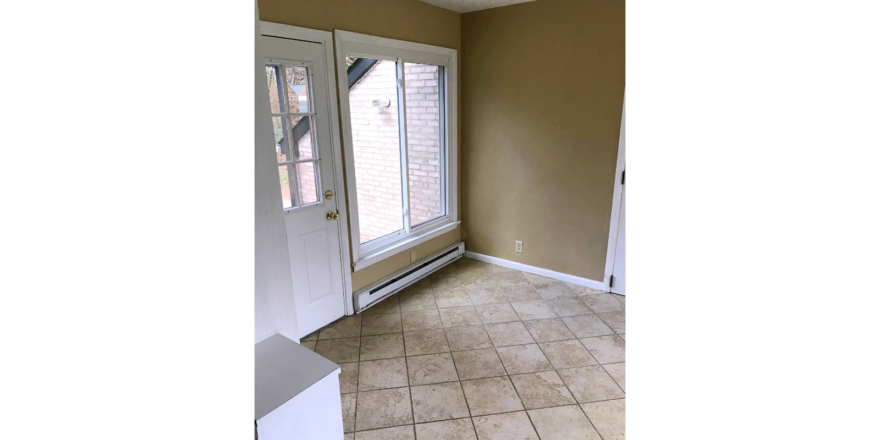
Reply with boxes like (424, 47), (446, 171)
(410, 250), (417, 263)
(515, 241), (523, 253)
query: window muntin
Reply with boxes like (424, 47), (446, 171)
(265, 63), (321, 210)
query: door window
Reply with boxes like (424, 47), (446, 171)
(265, 64), (321, 210)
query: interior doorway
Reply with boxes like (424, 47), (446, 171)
(604, 98), (625, 295)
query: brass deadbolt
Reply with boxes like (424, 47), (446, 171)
(324, 190), (334, 200)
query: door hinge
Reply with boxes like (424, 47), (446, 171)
(609, 275), (614, 288)
(621, 170), (625, 185)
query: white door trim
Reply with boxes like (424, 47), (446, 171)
(603, 97), (626, 292)
(463, 251), (606, 291)
(260, 22), (355, 316)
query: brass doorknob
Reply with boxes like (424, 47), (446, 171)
(324, 190), (334, 200)
(327, 211), (339, 220)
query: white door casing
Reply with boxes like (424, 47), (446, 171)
(611, 181), (625, 294)
(260, 33), (347, 337)
(603, 97), (625, 294)
(255, 1), (299, 344)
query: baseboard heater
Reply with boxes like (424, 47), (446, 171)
(356, 242), (465, 313)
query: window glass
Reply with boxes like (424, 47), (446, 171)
(285, 67), (310, 113)
(266, 63), (321, 210)
(348, 59), (405, 244)
(404, 63), (444, 226)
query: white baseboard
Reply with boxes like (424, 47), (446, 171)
(463, 252), (607, 292)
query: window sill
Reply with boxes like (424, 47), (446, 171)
(352, 221), (460, 272)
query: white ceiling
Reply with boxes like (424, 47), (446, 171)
(417, 0), (538, 14)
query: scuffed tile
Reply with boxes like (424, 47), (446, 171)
(485, 321), (535, 347)
(603, 362), (625, 392)
(338, 362), (358, 394)
(581, 399), (625, 440)
(460, 377), (523, 416)
(434, 288), (473, 308)
(451, 348), (506, 380)
(439, 306), (483, 328)
(407, 353), (459, 385)
(415, 419), (477, 440)
(539, 339), (598, 369)
(558, 366), (625, 403)
(475, 303), (519, 324)
(578, 335), (625, 364)
(496, 344), (553, 374)
(472, 412), (538, 440)
(523, 318), (576, 343)
(509, 370), (576, 409)
(580, 294), (624, 313)
(318, 315), (362, 339)
(561, 315), (614, 338)
(360, 333), (405, 361)
(404, 329), (449, 356)
(355, 388), (413, 431)
(315, 337), (360, 363)
(510, 300), (557, 321)
(545, 297), (592, 317)
(400, 292), (438, 312)
(445, 326), (494, 351)
(597, 311), (625, 334)
(410, 382), (469, 423)
(535, 282), (578, 301)
(361, 313), (403, 336)
(528, 405), (601, 440)
(401, 309), (443, 332)
(358, 358), (408, 391)
(502, 284), (543, 302)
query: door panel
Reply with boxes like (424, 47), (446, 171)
(302, 230), (332, 302)
(261, 35), (346, 337)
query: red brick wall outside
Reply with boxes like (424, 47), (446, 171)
(294, 132), (318, 204)
(349, 60), (443, 244)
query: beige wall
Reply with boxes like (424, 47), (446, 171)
(461, 0), (625, 280)
(258, 0), (462, 290)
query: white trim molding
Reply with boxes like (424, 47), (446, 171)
(255, 3), (300, 343)
(463, 252), (606, 291)
(334, 29), (459, 273)
(603, 96), (626, 292)
(353, 221), (460, 272)
(260, 21), (356, 315)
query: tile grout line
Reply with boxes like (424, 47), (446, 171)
(528, 305), (607, 440)
(507, 268), (606, 439)
(401, 287), (421, 433)
(486, 261), (623, 438)
(352, 311), (364, 434)
(446, 329), (480, 440)
(349, 396), (627, 438)
(450, 264), (484, 440)
(493, 270), (545, 437)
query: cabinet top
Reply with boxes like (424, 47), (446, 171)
(255, 334), (340, 420)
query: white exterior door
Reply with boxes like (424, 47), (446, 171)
(261, 35), (346, 337)
(611, 178), (625, 295)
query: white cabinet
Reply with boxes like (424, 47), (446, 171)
(256, 334), (343, 440)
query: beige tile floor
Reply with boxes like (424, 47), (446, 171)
(301, 257), (625, 440)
